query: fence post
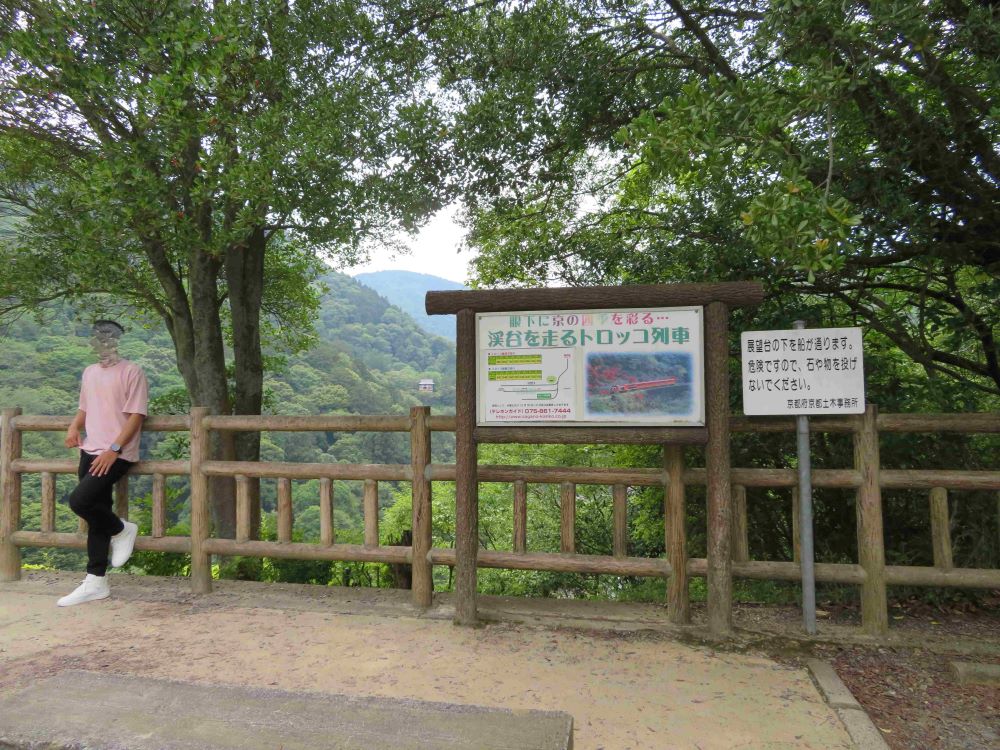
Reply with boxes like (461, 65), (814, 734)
(792, 487), (801, 563)
(612, 484), (628, 559)
(705, 301), (733, 635)
(363, 479), (378, 547)
(319, 478), (334, 546)
(929, 487), (953, 570)
(278, 478), (294, 543)
(40, 471), (56, 533)
(513, 480), (527, 553)
(0, 407), (23, 582)
(189, 406), (212, 594)
(115, 477), (129, 521)
(731, 484), (749, 562)
(152, 474), (167, 538)
(236, 475), (252, 544)
(664, 444), (689, 624)
(854, 404), (888, 635)
(560, 482), (576, 553)
(410, 406), (433, 608)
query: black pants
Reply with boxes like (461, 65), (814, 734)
(67, 452), (132, 576)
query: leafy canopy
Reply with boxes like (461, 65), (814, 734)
(424, 0), (1000, 395)
(0, 0), (452, 397)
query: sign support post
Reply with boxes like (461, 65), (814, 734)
(740, 323), (865, 635)
(793, 320), (817, 635)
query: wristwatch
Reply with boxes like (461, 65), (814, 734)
(110, 443), (122, 454)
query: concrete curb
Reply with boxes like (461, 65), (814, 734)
(0, 671), (574, 750)
(807, 659), (889, 750)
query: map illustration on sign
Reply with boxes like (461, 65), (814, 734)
(477, 307), (705, 426)
(482, 349), (578, 422)
(491, 351), (572, 401)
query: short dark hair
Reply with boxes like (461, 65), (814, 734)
(92, 319), (125, 335)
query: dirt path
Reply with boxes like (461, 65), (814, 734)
(1, 572), (852, 750)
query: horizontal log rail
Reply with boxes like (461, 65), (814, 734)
(884, 565), (1000, 589)
(430, 548), (673, 577)
(730, 416), (854, 433)
(427, 415), (457, 432)
(15, 456), (993, 492)
(203, 539), (411, 564)
(433, 464), (1000, 491)
(731, 413), (1000, 434)
(877, 413), (1000, 433)
(880, 470), (1000, 491)
(200, 460), (411, 482)
(203, 414), (411, 432)
(9, 413), (456, 434)
(12, 415), (190, 432)
(2, 406), (998, 640)
(11, 530), (190, 554)
(734, 560), (866, 585)
(11, 459), (190, 476)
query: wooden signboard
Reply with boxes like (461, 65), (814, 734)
(477, 307), (705, 427)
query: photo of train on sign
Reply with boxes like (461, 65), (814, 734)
(585, 352), (693, 419)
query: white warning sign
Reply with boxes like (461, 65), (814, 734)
(741, 327), (865, 415)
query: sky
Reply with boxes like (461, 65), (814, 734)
(343, 205), (476, 285)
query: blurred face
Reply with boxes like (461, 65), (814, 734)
(89, 323), (122, 364)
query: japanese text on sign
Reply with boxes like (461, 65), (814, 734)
(740, 328), (865, 415)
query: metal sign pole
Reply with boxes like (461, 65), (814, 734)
(793, 320), (817, 635)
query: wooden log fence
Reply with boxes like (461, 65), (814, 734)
(0, 406), (998, 637)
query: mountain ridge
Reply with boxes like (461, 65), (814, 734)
(353, 270), (466, 340)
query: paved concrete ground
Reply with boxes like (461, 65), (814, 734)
(0, 671), (573, 750)
(0, 571), (855, 749)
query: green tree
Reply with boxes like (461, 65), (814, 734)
(0, 0), (450, 534)
(425, 0), (1000, 395)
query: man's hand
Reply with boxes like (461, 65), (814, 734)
(89, 449), (119, 477)
(64, 425), (81, 449)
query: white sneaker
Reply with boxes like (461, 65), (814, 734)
(57, 574), (110, 606)
(110, 521), (138, 568)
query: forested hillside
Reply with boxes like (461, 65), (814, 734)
(354, 271), (466, 340)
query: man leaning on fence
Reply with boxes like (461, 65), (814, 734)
(57, 320), (148, 606)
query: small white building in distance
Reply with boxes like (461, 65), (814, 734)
(418, 379), (435, 393)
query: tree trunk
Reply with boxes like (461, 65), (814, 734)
(188, 248), (237, 540)
(141, 235), (237, 537)
(225, 228), (267, 539)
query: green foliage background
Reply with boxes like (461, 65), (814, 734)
(4, 271), (997, 604)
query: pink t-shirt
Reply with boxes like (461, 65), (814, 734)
(78, 359), (149, 462)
